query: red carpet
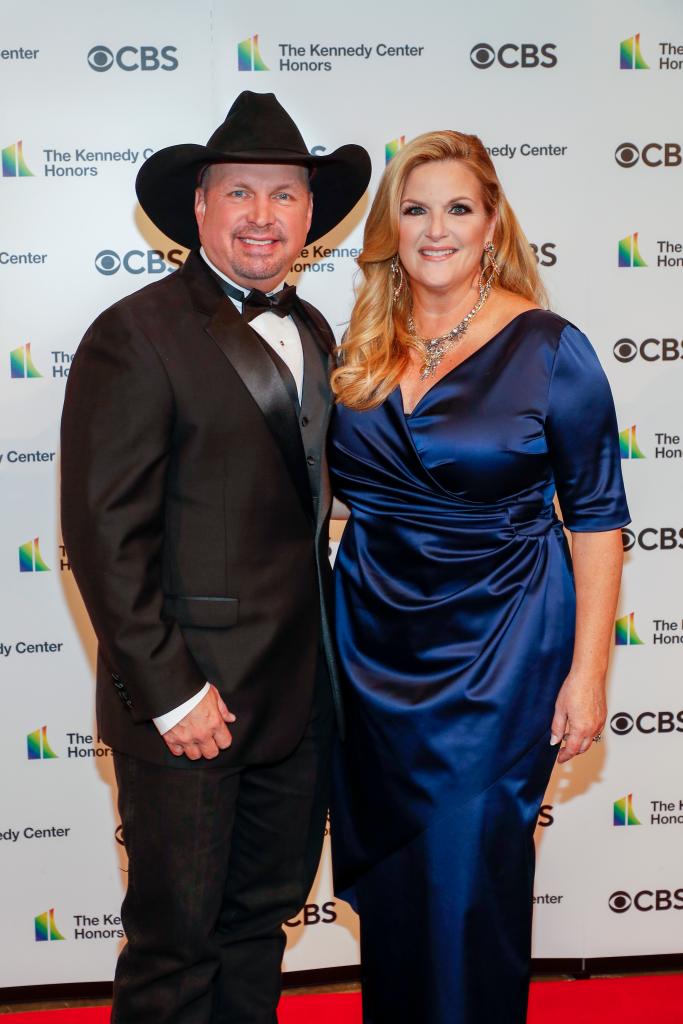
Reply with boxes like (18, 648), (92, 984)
(4, 975), (683, 1022)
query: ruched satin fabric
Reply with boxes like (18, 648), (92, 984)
(328, 310), (630, 1024)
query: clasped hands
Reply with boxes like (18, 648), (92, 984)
(162, 684), (236, 760)
(550, 671), (606, 764)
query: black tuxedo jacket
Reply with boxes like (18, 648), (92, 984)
(61, 251), (341, 767)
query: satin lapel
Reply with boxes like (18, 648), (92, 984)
(205, 298), (313, 522)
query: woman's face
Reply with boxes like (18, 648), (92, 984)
(397, 159), (496, 297)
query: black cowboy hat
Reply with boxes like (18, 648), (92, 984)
(136, 91), (371, 249)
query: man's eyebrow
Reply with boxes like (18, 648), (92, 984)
(220, 179), (305, 191)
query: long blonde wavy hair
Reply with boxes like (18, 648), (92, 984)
(331, 130), (548, 410)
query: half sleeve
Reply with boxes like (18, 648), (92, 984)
(545, 324), (630, 532)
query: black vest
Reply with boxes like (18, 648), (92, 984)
(266, 309), (328, 517)
(213, 277), (328, 522)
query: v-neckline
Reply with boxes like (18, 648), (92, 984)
(399, 308), (540, 418)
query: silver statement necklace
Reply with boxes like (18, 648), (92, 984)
(408, 276), (493, 380)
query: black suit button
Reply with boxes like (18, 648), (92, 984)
(301, 415), (310, 427)
(306, 455), (315, 466)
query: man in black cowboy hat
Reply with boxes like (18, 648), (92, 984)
(60, 91), (370, 1023)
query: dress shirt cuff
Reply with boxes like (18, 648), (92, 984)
(153, 682), (211, 735)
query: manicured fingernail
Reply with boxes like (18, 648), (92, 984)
(550, 734), (561, 746)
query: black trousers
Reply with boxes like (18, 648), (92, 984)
(111, 677), (334, 1024)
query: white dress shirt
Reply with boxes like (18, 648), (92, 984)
(153, 250), (304, 735)
(200, 247), (303, 400)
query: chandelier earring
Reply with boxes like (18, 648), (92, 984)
(391, 254), (405, 302)
(479, 241), (500, 300)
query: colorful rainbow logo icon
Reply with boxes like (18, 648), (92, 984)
(619, 425), (646, 459)
(620, 34), (649, 70)
(27, 726), (58, 760)
(10, 343), (42, 379)
(614, 793), (641, 827)
(1, 139), (33, 177)
(237, 35), (269, 71)
(618, 232), (647, 268)
(35, 908), (65, 941)
(615, 612), (644, 646)
(19, 537), (51, 573)
(385, 137), (406, 164)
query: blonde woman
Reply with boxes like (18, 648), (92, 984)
(329, 132), (628, 1024)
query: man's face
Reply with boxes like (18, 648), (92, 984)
(194, 162), (313, 291)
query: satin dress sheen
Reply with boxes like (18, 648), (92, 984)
(328, 310), (629, 1024)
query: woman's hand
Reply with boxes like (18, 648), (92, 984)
(550, 670), (606, 764)
(549, 527), (623, 764)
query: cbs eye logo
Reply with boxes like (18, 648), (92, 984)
(608, 891), (632, 913)
(87, 45), (179, 73)
(613, 338), (637, 362)
(470, 42), (558, 69)
(615, 142), (681, 168)
(621, 529), (636, 552)
(610, 712), (634, 735)
(95, 250), (121, 276)
(470, 44), (496, 69)
(88, 46), (114, 72)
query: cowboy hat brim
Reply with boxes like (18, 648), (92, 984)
(135, 142), (371, 249)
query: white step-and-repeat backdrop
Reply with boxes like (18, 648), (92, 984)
(1, 0), (681, 988)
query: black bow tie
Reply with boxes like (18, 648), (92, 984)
(242, 285), (297, 323)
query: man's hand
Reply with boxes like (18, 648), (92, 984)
(162, 685), (236, 760)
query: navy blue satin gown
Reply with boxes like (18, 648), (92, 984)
(328, 310), (629, 1024)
